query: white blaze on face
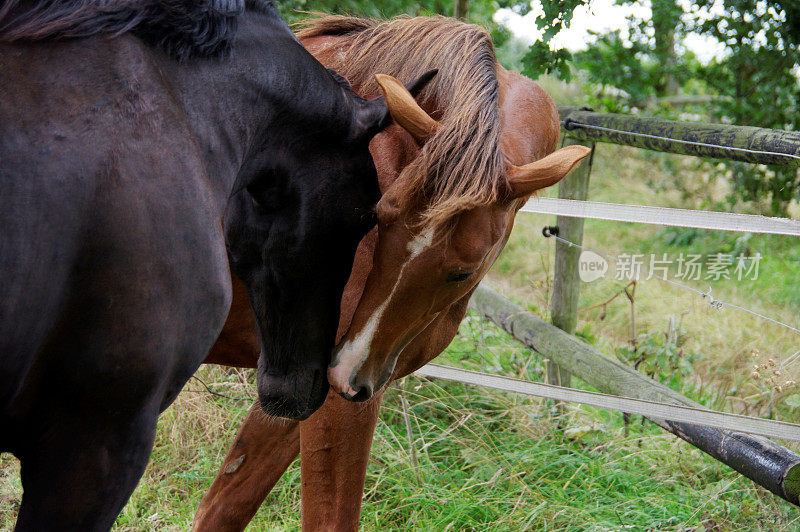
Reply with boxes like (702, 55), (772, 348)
(406, 227), (434, 257)
(329, 228), (436, 396)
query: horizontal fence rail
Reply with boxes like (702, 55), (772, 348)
(493, 103), (800, 507)
(487, 105), (800, 504)
(521, 197), (800, 236)
(449, 283), (800, 505)
(416, 364), (800, 442)
(558, 106), (800, 166)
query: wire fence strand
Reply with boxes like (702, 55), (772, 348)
(513, 219), (800, 366)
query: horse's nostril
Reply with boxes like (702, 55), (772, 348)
(347, 378), (374, 402)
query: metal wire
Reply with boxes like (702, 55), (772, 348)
(516, 220), (800, 352)
(552, 116), (800, 364)
(190, 375), (250, 402)
(563, 120), (800, 162)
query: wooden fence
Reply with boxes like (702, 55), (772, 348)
(418, 105), (800, 506)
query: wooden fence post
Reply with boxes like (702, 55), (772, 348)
(548, 137), (594, 387)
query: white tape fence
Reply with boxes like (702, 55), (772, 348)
(522, 197), (800, 236)
(415, 364), (800, 442)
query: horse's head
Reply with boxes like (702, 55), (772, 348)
(328, 74), (590, 401)
(225, 68), (436, 420)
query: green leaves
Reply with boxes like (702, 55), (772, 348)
(538, 0), (583, 35)
(522, 41), (573, 82)
(277, 0), (453, 23)
(616, 328), (703, 390)
(688, 1), (800, 214)
(568, 1), (800, 215)
(785, 395), (800, 410)
(518, 0), (590, 81)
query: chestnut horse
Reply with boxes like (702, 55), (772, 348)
(194, 16), (589, 531)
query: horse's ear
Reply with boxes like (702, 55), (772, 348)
(375, 73), (439, 145)
(507, 145), (592, 199)
(350, 70), (438, 143)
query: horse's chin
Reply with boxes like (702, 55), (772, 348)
(256, 367), (329, 421)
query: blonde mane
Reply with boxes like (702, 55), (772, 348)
(297, 15), (506, 229)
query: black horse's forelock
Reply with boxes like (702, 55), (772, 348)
(0, 0), (274, 59)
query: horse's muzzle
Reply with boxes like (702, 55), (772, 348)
(328, 355), (395, 403)
(256, 365), (329, 420)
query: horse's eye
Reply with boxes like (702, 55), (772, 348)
(446, 271), (473, 283)
(355, 208), (377, 227)
(250, 194), (267, 215)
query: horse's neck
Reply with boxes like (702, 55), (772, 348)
(157, 10), (336, 218)
(160, 69), (251, 216)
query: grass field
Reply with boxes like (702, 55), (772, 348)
(3, 94), (800, 530)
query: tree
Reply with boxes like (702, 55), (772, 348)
(527, 0), (800, 214)
(698, 2), (800, 213)
(651, 0), (682, 96)
(525, 0), (689, 103)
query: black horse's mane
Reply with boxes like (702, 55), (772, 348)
(0, 0), (274, 59)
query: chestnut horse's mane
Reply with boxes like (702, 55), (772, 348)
(297, 15), (505, 229)
(0, 0), (274, 59)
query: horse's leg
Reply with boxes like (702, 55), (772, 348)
(299, 389), (384, 532)
(193, 402), (300, 532)
(297, 299), (469, 531)
(14, 405), (160, 531)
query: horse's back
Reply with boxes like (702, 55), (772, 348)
(0, 36), (231, 430)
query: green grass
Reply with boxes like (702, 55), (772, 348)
(497, 141), (800, 419)
(4, 104), (800, 531)
(3, 316), (798, 530)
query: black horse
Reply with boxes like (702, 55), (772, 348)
(0, 0), (431, 528)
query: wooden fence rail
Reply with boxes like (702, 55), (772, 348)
(488, 104), (800, 505)
(469, 284), (800, 506)
(558, 106), (800, 166)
